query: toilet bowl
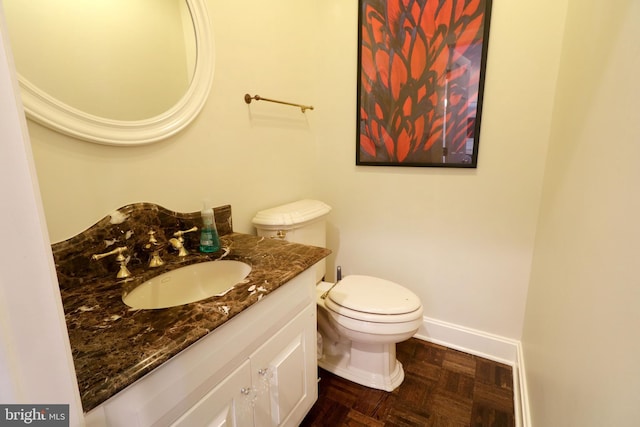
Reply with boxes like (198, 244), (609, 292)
(252, 199), (424, 391)
(316, 276), (423, 391)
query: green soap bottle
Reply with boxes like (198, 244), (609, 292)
(199, 201), (220, 253)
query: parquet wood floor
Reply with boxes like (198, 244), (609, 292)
(300, 338), (515, 427)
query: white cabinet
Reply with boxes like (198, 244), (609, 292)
(252, 305), (317, 427)
(171, 360), (254, 427)
(171, 305), (316, 427)
(85, 268), (317, 427)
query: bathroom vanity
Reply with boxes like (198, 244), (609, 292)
(85, 269), (317, 426)
(51, 203), (330, 426)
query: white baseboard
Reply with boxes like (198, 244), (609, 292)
(413, 316), (531, 427)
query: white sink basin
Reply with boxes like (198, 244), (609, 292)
(123, 260), (251, 309)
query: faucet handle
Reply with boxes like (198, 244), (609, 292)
(173, 226), (198, 242)
(170, 226), (198, 257)
(91, 246), (131, 279)
(91, 246), (127, 261)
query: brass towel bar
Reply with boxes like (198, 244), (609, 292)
(244, 93), (314, 113)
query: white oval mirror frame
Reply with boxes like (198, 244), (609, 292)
(16, 0), (214, 146)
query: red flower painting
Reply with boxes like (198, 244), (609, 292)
(356, 0), (492, 167)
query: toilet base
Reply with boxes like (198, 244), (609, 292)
(317, 340), (405, 392)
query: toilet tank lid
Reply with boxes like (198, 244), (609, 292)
(252, 199), (331, 227)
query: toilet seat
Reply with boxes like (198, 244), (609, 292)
(324, 275), (422, 323)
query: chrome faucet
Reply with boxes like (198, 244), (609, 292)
(91, 246), (131, 279)
(169, 226), (198, 257)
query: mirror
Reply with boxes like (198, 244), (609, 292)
(3, 0), (214, 146)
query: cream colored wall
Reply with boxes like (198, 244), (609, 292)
(9, 0), (640, 422)
(30, 0), (566, 342)
(30, 0), (319, 243)
(522, 0), (640, 424)
(312, 0), (568, 339)
(31, 0), (568, 341)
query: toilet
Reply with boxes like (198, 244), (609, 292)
(252, 199), (423, 391)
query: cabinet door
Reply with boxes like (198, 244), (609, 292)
(171, 359), (254, 427)
(252, 304), (317, 427)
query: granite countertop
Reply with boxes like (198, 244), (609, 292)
(52, 204), (329, 412)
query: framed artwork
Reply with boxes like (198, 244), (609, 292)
(356, 0), (493, 167)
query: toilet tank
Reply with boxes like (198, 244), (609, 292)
(252, 200), (331, 283)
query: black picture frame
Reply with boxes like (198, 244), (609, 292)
(356, 0), (493, 168)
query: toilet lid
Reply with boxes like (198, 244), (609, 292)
(325, 275), (422, 320)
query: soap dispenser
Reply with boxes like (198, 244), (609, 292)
(199, 201), (220, 253)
